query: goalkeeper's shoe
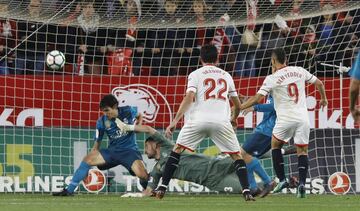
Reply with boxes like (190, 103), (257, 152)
(52, 188), (74, 196)
(242, 189), (256, 201)
(272, 180), (289, 193)
(297, 185), (306, 198)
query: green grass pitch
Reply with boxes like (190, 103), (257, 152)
(0, 194), (358, 211)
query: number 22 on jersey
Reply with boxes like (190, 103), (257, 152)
(204, 78), (227, 101)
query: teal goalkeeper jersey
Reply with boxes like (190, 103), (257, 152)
(148, 132), (235, 190)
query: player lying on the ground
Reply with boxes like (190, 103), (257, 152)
(116, 123), (295, 197)
(239, 94), (276, 197)
(239, 48), (327, 198)
(53, 94), (149, 196)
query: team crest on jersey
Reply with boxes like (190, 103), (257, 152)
(82, 169), (106, 193)
(105, 120), (111, 128)
(112, 84), (172, 123)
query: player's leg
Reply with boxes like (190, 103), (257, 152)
(155, 123), (204, 199)
(294, 122), (310, 198)
(271, 122), (294, 193)
(211, 122), (254, 201)
(241, 132), (273, 196)
(53, 149), (106, 196)
(131, 160), (149, 190)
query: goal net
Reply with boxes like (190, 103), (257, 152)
(0, 0), (359, 195)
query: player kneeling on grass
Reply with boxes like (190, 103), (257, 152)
(53, 94), (149, 196)
(240, 48), (327, 198)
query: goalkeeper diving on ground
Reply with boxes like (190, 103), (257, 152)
(117, 107), (296, 198)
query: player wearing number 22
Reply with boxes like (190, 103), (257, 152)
(154, 44), (254, 201)
(240, 48), (328, 198)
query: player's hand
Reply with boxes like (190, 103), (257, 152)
(165, 121), (176, 138)
(319, 98), (328, 111)
(351, 109), (360, 123)
(242, 106), (254, 116)
(231, 119), (238, 130)
(121, 193), (144, 198)
(115, 118), (131, 132)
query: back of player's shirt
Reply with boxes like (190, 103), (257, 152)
(186, 65), (238, 123)
(258, 66), (317, 122)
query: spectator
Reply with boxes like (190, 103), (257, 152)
(342, 34), (359, 68)
(317, 4), (335, 46)
(258, 22), (287, 75)
(148, 0), (184, 75)
(16, 0), (47, 74)
(234, 0), (260, 77)
(76, 1), (108, 75)
(0, 1), (17, 75)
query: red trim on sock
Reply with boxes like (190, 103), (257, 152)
(176, 144), (195, 152)
(222, 151), (240, 154)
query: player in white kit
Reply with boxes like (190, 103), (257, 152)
(154, 44), (254, 201)
(239, 48), (327, 198)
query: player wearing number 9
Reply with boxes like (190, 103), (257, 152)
(240, 48), (327, 198)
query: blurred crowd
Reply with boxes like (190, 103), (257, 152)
(0, 0), (359, 76)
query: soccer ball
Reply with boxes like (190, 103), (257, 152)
(46, 50), (65, 70)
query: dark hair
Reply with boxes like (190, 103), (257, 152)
(200, 44), (218, 64)
(99, 94), (118, 109)
(145, 136), (156, 143)
(272, 48), (287, 64)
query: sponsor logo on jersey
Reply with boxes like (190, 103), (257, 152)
(328, 172), (351, 195)
(82, 169), (106, 193)
(112, 84), (172, 123)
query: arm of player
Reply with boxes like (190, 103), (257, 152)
(91, 141), (101, 152)
(254, 101), (275, 113)
(230, 96), (241, 128)
(314, 79), (328, 110)
(240, 93), (265, 111)
(135, 113), (143, 125)
(165, 91), (195, 138)
(350, 79), (360, 122)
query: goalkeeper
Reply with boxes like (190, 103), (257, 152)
(120, 124), (294, 196)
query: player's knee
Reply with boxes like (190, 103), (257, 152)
(271, 139), (283, 149)
(240, 149), (252, 163)
(229, 153), (242, 160)
(296, 146), (308, 155)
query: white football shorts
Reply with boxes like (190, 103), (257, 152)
(272, 119), (310, 146)
(176, 121), (240, 153)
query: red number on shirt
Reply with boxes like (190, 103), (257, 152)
(204, 78), (228, 101)
(287, 83), (299, 104)
(217, 79), (227, 100)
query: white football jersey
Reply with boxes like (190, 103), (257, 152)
(257, 66), (317, 122)
(186, 65), (238, 123)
